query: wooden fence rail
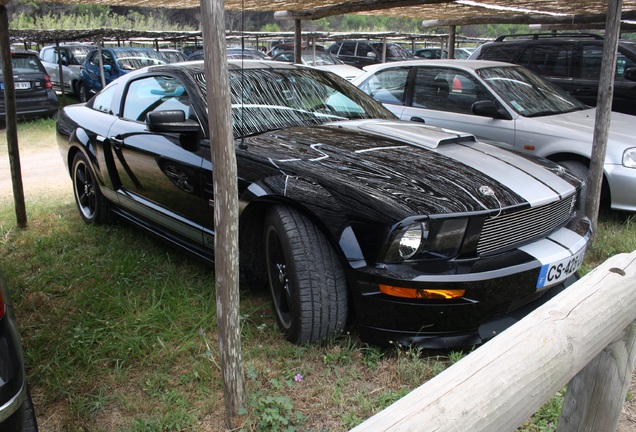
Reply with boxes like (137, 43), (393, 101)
(351, 251), (636, 432)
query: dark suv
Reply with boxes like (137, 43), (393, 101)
(328, 40), (413, 68)
(470, 33), (636, 115)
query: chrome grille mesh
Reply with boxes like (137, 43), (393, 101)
(477, 194), (576, 255)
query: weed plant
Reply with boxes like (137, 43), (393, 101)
(2, 121), (635, 431)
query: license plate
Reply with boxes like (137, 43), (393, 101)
(536, 246), (586, 288)
(0, 82), (31, 90)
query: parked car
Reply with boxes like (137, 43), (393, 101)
(187, 47), (270, 62)
(0, 268), (38, 431)
(77, 47), (166, 102)
(414, 47), (473, 59)
(39, 44), (94, 97)
(469, 33), (636, 115)
(265, 42), (325, 58)
(159, 49), (188, 63)
(353, 59), (636, 212)
(328, 40), (413, 68)
(271, 51), (363, 81)
(57, 60), (591, 348)
(0, 50), (58, 125)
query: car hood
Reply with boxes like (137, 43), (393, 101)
(519, 108), (634, 160)
(240, 119), (578, 221)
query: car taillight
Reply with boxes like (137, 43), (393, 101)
(44, 74), (53, 90)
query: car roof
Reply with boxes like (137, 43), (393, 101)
(360, 59), (516, 73)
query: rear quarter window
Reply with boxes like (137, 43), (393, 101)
(478, 44), (520, 62)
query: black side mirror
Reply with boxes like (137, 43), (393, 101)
(146, 110), (200, 134)
(471, 100), (512, 120)
(624, 67), (636, 81)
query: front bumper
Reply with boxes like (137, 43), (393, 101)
(348, 216), (591, 349)
(605, 163), (636, 212)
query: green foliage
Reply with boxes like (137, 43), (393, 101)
(246, 394), (304, 432)
(260, 23), (281, 32)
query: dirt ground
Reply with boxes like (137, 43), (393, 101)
(1, 130), (635, 431)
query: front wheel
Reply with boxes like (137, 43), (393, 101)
(72, 153), (111, 224)
(78, 82), (91, 103)
(265, 206), (348, 344)
(560, 160), (588, 211)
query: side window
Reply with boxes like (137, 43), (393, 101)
(92, 84), (118, 114)
(339, 42), (356, 56)
(478, 44), (519, 63)
(357, 67), (409, 106)
(356, 43), (374, 58)
(122, 75), (191, 123)
(88, 51), (100, 67)
(41, 48), (53, 63)
(520, 44), (576, 78)
(413, 68), (452, 111)
(615, 48), (636, 78)
(102, 51), (115, 70)
(581, 44), (603, 79)
(328, 43), (341, 55)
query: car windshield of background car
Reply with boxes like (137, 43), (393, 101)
(477, 66), (588, 117)
(67, 46), (93, 66)
(199, 68), (395, 138)
(5, 54), (45, 74)
(115, 50), (167, 70)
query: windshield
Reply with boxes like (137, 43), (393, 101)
(477, 66), (588, 116)
(371, 43), (412, 59)
(196, 67), (395, 138)
(0, 54), (45, 75)
(66, 46), (93, 66)
(114, 50), (166, 70)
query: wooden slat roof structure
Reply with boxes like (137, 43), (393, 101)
(14, 0), (636, 25)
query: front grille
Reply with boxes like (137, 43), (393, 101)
(477, 193), (576, 255)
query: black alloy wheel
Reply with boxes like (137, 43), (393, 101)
(72, 153), (111, 224)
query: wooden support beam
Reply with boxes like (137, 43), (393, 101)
(422, 10), (636, 28)
(275, 0), (453, 21)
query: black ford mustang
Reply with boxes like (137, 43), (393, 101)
(57, 60), (592, 348)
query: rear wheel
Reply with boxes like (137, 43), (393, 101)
(264, 206), (348, 344)
(72, 153), (111, 224)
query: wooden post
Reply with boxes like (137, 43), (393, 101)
(55, 39), (66, 106)
(557, 322), (636, 432)
(448, 25), (455, 59)
(585, 0), (622, 231)
(199, 0), (246, 429)
(294, 19), (301, 63)
(0, 5), (27, 228)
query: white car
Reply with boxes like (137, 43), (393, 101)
(271, 51), (364, 81)
(353, 59), (636, 212)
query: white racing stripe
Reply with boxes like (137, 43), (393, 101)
(439, 143), (576, 207)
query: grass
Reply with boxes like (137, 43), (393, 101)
(1, 120), (635, 431)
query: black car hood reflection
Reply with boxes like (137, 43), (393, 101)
(238, 119), (577, 220)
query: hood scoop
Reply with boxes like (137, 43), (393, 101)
(332, 119), (477, 149)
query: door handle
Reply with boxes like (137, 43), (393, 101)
(110, 136), (124, 150)
(410, 117), (426, 123)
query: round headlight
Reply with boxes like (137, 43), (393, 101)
(398, 223), (428, 259)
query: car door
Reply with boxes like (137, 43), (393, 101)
(401, 66), (516, 146)
(105, 74), (211, 246)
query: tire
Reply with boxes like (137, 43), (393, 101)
(22, 386), (38, 432)
(78, 82), (90, 103)
(264, 206), (348, 344)
(72, 153), (111, 224)
(560, 160), (588, 211)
